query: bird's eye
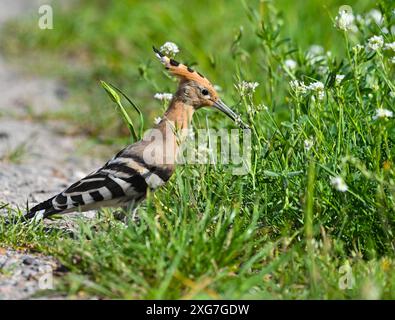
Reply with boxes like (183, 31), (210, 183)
(201, 88), (209, 96)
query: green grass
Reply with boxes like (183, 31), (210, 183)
(0, 139), (29, 164)
(1, 0), (395, 299)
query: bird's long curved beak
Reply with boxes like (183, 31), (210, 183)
(213, 100), (249, 129)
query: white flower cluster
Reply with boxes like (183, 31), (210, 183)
(154, 92), (173, 101)
(335, 74), (345, 85)
(357, 9), (383, 26)
(284, 59), (297, 71)
(367, 9), (383, 25)
(304, 138), (314, 151)
(309, 81), (325, 100)
(306, 45), (325, 64)
(366, 35), (384, 51)
(290, 80), (325, 100)
(308, 81), (324, 91)
(330, 176), (348, 192)
(213, 84), (222, 92)
(160, 42), (179, 56)
(238, 81), (259, 91)
(307, 45), (324, 56)
(385, 42), (395, 52)
(289, 80), (308, 95)
(237, 81), (259, 97)
(305, 45), (332, 75)
(372, 108), (393, 120)
(335, 9), (355, 31)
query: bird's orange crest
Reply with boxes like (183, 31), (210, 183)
(153, 46), (219, 100)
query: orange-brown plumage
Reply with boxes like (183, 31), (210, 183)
(153, 46), (219, 102)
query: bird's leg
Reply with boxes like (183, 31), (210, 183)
(130, 206), (140, 224)
(127, 200), (141, 225)
(112, 201), (140, 225)
(112, 208), (127, 222)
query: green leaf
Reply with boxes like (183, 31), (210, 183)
(100, 80), (121, 104)
(100, 80), (139, 142)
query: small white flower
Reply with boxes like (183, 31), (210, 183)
(289, 79), (308, 95)
(356, 14), (366, 26)
(284, 59), (297, 71)
(154, 117), (162, 125)
(306, 45), (325, 64)
(353, 44), (364, 52)
(160, 42), (179, 56)
(257, 103), (269, 111)
(336, 74), (345, 85)
(308, 45), (324, 56)
(366, 35), (384, 51)
(308, 81), (324, 91)
(318, 65), (329, 75)
(237, 81), (259, 96)
(384, 42), (395, 52)
(213, 84), (222, 92)
(307, 81), (325, 100)
(335, 9), (355, 31)
(304, 138), (314, 151)
(154, 93), (173, 101)
(366, 9), (383, 26)
(330, 176), (348, 192)
(372, 108), (394, 120)
(245, 81), (259, 91)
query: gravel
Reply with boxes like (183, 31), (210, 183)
(0, 248), (59, 300)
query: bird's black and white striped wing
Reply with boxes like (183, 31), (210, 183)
(26, 148), (173, 220)
(52, 168), (147, 211)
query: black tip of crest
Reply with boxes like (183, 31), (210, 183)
(169, 59), (179, 66)
(152, 46), (164, 57)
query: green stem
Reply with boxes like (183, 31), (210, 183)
(344, 33), (362, 105)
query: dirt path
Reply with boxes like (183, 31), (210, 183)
(0, 0), (100, 299)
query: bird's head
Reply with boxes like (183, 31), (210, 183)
(153, 46), (247, 129)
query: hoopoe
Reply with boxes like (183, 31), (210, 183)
(25, 47), (247, 221)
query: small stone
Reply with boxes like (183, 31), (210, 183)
(22, 257), (35, 265)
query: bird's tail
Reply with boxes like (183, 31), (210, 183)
(24, 196), (59, 221)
